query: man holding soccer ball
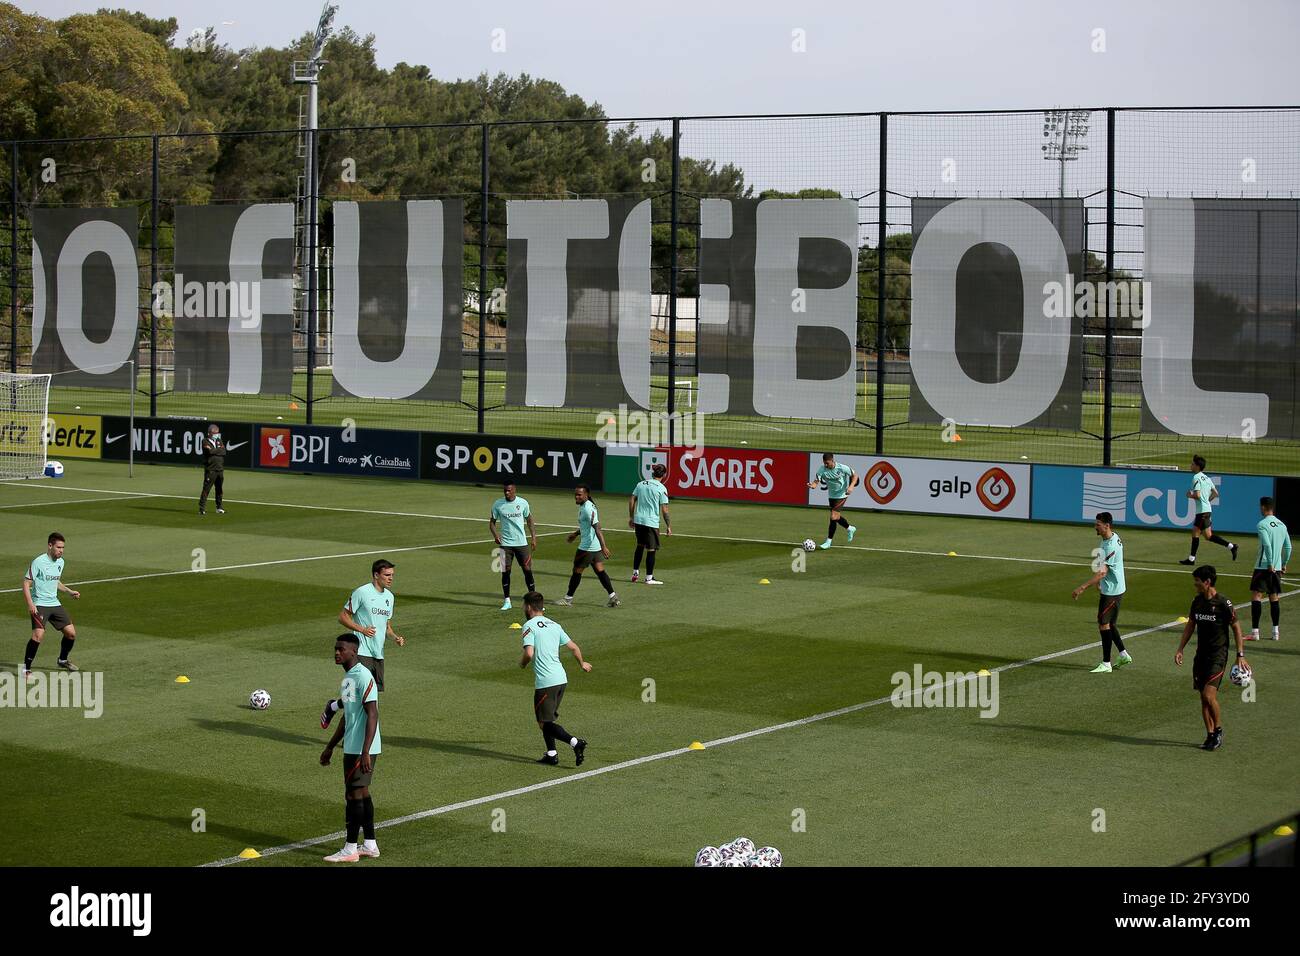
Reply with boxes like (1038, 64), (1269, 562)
(1174, 566), (1248, 751)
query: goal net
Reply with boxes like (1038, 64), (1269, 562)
(0, 371), (51, 479)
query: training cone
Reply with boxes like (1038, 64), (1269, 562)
(977, 669), (992, 677)
(1275, 825), (1294, 836)
(238, 848), (261, 859)
(289, 402), (299, 410)
(759, 578), (771, 585)
(174, 675), (190, 683)
(688, 741), (705, 750)
(509, 622), (522, 629)
(1177, 616), (1189, 624)
(952, 434), (963, 442)
(947, 551), (957, 556)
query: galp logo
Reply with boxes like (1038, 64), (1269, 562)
(865, 461), (902, 504)
(976, 467), (1016, 512)
(260, 428), (291, 468)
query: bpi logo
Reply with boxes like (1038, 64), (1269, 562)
(260, 428), (291, 467)
(976, 467), (1016, 512)
(865, 461), (902, 505)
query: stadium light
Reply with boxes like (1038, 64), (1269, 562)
(1041, 108), (1091, 198)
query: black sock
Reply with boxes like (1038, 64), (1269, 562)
(1209, 534), (1230, 548)
(1101, 630), (1113, 662)
(1190, 537), (1200, 557)
(1271, 601), (1281, 626)
(346, 800), (362, 843)
(837, 516), (850, 528)
(1111, 628), (1126, 654)
(595, 568), (614, 594)
(545, 721), (573, 746)
(24, 639), (39, 669)
(827, 520), (837, 540)
(542, 727), (555, 752)
(633, 546), (644, 571)
(522, 567), (535, 591)
(361, 796), (375, 840)
(58, 636), (74, 661)
(501, 570), (511, 599)
(1251, 600), (1262, 629)
(567, 572), (582, 597)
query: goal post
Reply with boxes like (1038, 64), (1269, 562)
(0, 370), (52, 480)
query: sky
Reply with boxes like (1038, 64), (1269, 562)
(24, 0), (1300, 118)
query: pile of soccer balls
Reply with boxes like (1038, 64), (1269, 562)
(1230, 662), (1253, 686)
(694, 837), (782, 867)
(249, 689), (272, 710)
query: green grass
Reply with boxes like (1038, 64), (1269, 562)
(2, 459), (1297, 866)
(48, 372), (1300, 476)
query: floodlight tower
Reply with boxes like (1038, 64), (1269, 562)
(1041, 109), (1091, 198)
(293, 1), (338, 423)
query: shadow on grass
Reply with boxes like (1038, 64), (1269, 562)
(385, 735), (537, 764)
(984, 721), (1198, 748)
(190, 714), (320, 746)
(126, 812), (295, 852)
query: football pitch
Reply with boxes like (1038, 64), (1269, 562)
(2, 459), (1297, 867)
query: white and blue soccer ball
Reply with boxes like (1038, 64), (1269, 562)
(722, 853), (749, 867)
(249, 689), (271, 710)
(44, 460), (64, 478)
(694, 846), (724, 867)
(725, 837), (756, 858)
(1230, 662), (1252, 686)
(753, 846), (783, 867)
(802, 539), (816, 552)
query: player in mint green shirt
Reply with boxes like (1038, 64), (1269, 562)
(806, 453), (859, 549)
(628, 462), (672, 585)
(320, 633), (382, 862)
(21, 531), (82, 680)
(1249, 496), (1291, 641)
(1181, 454), (1238, 565)
(321, 559), (407, 729)
(1072, 512), (1133, 673)
(490, 481), (538, 611)
(559, 485), (620, 608)
(519, 591), (591, 766)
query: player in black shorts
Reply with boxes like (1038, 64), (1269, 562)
(1174, 566), (1248, 751)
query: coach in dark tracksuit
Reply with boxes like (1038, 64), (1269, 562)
(199, 423), (226, 516)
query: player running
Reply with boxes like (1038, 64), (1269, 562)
(21, 531), (82, 681)
(629, 463), (671, 585)
(519, 591), (590, 766)
(1249, 496), (1291, 641)
(1175, 566), (1248, 751)
(806, 453), (858, 550)
(558, 485), (619, 607)
(1180, 455), (1238, 565)
(321, 559), (407, 728)
(1072, 512), (1133, 673)
(490, 481), (538, 611)
(320, 633), (382, 861)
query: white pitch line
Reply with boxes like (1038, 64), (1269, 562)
(0, 532), (570, 594)
(0, 493), (150, 510)
(0, 481), (1265, 579)
(203, 588), (1298, 867)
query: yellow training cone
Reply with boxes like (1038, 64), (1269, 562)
(509, 622), (522, 629)
(759, 578), (771, 585)
(1177, 616), (1189, 624)
(977, 669), (992, 677)
(1275, 825), (1294, 837)
(947, 551), (957, 556)
(175, 676), (190, 683)
(238, 848), (261, 859)
(688, 741), (705, 750)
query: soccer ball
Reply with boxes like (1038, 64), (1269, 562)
(44, 460), (64, 478)
(754, 846), (783, 867)
(802, 539), (816, 552)
(721, 854), (749, 867)
(249, 689), (271, 710)
(694, 846), (723, 867)
(1230, 662), (1252, 686)
(726, 837), (756, 858)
